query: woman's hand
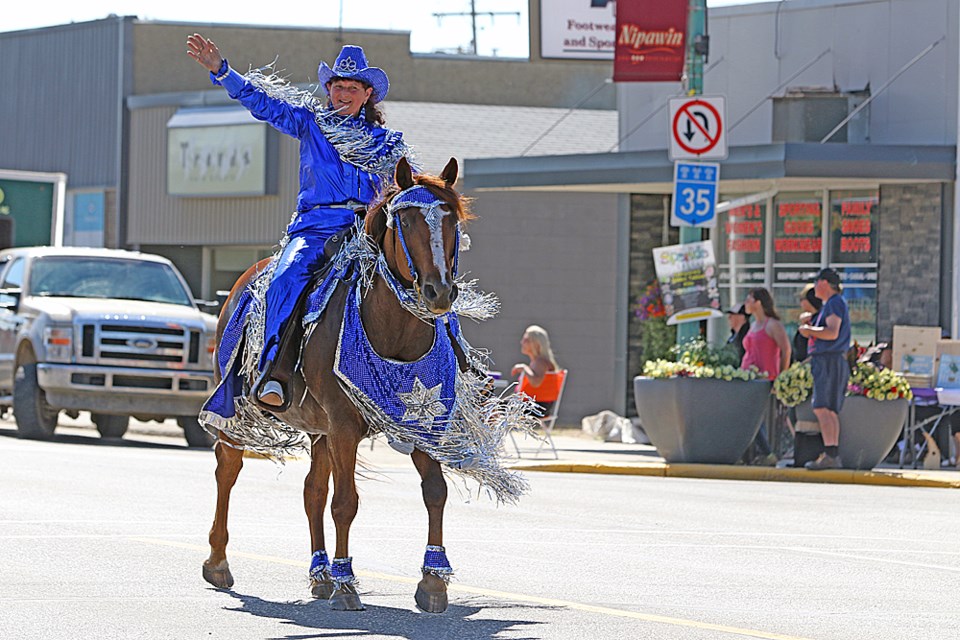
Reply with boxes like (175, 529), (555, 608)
(186, 33), (223, 73)
(511, 364), (526, 378)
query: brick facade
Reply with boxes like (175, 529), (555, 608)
(626, 194), (679, 416)
(877, 184), (944, 341)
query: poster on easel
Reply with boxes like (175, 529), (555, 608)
(652, 240), (723, 325)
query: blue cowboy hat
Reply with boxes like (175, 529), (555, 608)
(318, 45), (390, 104)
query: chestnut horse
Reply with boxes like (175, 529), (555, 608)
(202, 157), (469, 612)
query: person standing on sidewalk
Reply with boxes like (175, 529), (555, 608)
(798, 268), (851, 470)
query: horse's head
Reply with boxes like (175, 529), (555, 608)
(366, 157), (472, 314)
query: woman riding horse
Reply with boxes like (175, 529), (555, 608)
(186, 35), (411, 409)
(201, 156), (533, 613)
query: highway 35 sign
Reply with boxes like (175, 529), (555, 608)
(671, 161), (720, 228)
(669, 96), (727, 161)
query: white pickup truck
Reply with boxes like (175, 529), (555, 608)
(0, 247), (219, 446)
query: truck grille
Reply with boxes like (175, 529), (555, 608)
(78, 321), (203, 368)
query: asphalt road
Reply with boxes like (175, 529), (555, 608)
(1, 417), (958, 640)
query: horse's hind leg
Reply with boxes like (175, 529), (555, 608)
(202, 438), (244, 588)
(412, 449), (451, 613)
(304, 435), (335, 599)
(328, 429), (365, 611)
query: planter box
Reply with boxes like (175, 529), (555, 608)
(795, 396), (908, 470)
(633, 376), (772, 464)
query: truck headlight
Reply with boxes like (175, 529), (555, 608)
(44, 325), (74, 362)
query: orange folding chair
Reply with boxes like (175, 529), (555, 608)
(510, 369), (568, 459)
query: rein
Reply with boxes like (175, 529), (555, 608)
(382, 184), (461, 309)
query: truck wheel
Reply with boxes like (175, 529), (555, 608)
(92, 413), (129, 439)
(178, 416), (215, 448)
(13, 363), (59, 440)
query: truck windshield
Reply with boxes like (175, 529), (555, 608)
(28, 257), (194, 306)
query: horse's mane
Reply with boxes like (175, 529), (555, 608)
(364, 172), (473, 247)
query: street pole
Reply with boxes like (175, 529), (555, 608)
(677, 0), (708, 345)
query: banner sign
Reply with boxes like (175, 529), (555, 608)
(652, 240), (723, 325)
(540, 0), (616, 60)
(614, 0), (687, 82)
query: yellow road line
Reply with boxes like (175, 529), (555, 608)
(134, 537), (814, 640)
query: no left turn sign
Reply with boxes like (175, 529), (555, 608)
(669, 96), (727, 161)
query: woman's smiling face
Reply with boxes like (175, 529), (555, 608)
(328, 79), (373, 117)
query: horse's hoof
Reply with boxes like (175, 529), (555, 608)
(310, 577), (335, 599)
(415, 573), (448, 613)
(202, 559), (234, 589)
(330, 585), (365, 611)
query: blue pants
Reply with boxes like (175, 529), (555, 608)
(258, 225), (346, 371)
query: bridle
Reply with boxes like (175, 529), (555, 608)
(384, 185), (461, 297)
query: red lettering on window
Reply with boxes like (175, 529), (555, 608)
(841, 219), (871, 235)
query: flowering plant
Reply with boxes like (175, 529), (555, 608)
(773, 362), (814, 407)
(848, 364), (913, 401)
(643, 337), (761, 381)
(643, 359), (762, 381)
(773, 361), (912, 407)
(634, 281), (667, 321)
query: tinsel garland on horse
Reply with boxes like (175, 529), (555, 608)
(199, 157), (539, 612)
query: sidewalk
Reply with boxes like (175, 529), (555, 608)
(504, 428), (960, 489)
(77, 414), (960, 489)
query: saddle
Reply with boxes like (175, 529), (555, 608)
(252, 225), (359, 412)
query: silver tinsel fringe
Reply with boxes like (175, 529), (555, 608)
(243, 65), (414, 182)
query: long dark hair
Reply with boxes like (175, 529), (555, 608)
(749, 287), (780, 320)
(362, 98), (385, 125)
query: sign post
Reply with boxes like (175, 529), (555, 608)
(675, 0), (710, 344)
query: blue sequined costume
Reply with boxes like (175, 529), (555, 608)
(211, 61), (410, 370)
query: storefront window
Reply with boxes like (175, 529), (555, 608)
(774, 191), (822, 264)
(830, 190), (878, 264)
(712, 188), (878, 347)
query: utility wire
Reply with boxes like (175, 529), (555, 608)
(607, 55), (725, 153)
(519, 79), (614, 156)
(820, 35), (945, 143)
(728, 48), (831, 132)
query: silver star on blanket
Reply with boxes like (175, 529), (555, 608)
(398, 378), (447, 427)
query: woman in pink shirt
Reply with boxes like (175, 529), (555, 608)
(741, 287), (792, 465)
(742, 287), (792, 379)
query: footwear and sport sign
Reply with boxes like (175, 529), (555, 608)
(671, 161), (720, 228)
(613, 0), (687, 82)
(668, 96), (728, 160)
(539, 0), (616, 60)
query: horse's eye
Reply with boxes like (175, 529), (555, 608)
(400, 213), (411, 228)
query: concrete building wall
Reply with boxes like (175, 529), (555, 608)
(457, 190), (621, 425)
(127, 106), (297, 246)
(618, 0), (959, 151)
(0, 18), (127, 188)
(131, 22), (614, 110)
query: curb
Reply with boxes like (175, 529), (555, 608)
(510, 461), (960, 489)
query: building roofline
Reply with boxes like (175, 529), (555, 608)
(463, 143), (957, 193)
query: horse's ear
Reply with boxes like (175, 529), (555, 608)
(439, 157), (459, 186)
(395, 157), (415, 190)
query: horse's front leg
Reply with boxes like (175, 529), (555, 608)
(328, 428), (364, 610)
(202, 437), (244, 588)
(412, 449), (451, 613)
(304, 435), (334, 599)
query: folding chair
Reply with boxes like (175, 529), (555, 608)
(510, 369), (568, 459)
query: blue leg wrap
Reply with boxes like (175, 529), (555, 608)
(309, 550), (330, 581)
(330, 556), (357, 589)
(422, 544), (454, 580)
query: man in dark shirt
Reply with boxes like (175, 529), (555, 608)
(798, 268), (851, 470)
(725, 304), (750, 362)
